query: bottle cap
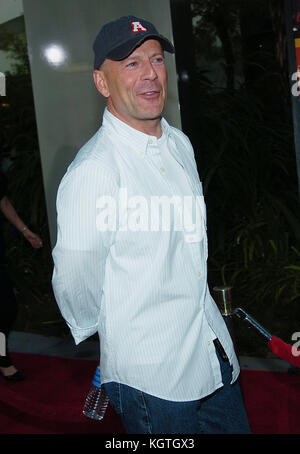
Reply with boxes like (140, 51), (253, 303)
(92, 366), (101, 388)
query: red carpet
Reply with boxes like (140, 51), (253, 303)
(0, 352), (299, 434)
(239, 368), (300, 434)
(0, 353), (125, 434)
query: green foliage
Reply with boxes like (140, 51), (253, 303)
(190, 0), (300, 352)
(1, 31), (30, 76)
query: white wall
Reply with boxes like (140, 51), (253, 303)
(0, 0), (23, 25)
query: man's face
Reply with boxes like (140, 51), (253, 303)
(94, 39), (168, 130)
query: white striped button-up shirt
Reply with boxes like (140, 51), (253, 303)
(52, 108), (240, 401)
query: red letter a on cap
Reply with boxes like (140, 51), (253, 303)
(131, 21), (148, 33)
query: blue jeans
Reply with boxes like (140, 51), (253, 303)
(103, 347), (251, 434)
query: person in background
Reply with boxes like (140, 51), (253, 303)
(0, 168), (43, 381)
(52, 16), (250, 434)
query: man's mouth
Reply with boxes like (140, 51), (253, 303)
(139, 90), (160, 98)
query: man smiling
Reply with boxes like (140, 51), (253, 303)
(94, 40), (167, 135)
(52, 15), (250, 434)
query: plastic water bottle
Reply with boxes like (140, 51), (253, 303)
(83, 366), (109, 420)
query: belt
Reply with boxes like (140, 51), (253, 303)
(213, 338), (229, 362)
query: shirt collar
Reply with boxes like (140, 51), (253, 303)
(102, 107), (171, 158)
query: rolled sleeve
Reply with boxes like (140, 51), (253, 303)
(52, 159), (119, 344)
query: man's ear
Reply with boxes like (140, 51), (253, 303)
(93, 70), (110, 98)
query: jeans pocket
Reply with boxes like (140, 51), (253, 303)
(120, 385), (152, 434)
(103, 382), (122, 414)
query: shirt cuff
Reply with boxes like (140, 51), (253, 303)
(67, 323), (98, 345)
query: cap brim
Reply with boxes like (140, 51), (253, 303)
(106, 34), (175, 61)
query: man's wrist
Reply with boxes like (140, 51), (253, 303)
(20, 226), (28, 234)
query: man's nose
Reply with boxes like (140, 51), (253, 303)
(142, 60), (158, 80)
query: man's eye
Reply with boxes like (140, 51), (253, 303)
(127, 61), (137, 67)
(153, 57), (164, 64)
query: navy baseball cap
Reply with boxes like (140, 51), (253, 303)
(93, 15), (175, 70)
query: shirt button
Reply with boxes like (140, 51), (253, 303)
(197, 271), (201, 277)
(160, 167), (165, 172)
(207, 341), (211, 346)
(148, 139), (153, 144)
(140, 152), (145, 157)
